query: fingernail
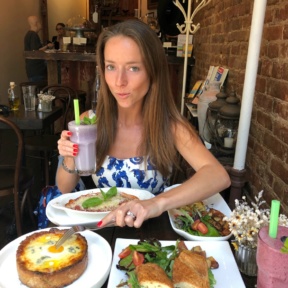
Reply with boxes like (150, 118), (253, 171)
(67, 131), (72, 136)
(73, 144), (78, 148)
(97, 221), (102, 227)
(73, 149), (78, 153)
(73, 152), (77, 156)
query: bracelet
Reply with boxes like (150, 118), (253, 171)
(62, 158), (78, 174)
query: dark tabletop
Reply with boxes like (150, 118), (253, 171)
(0, 105), (62, 130)
(95, 212), (257, 287)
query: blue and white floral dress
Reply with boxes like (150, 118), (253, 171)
(92, 156), (171, 195)
(88, 110), (170, 194)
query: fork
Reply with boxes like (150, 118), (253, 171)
(55, 223), (114, 249)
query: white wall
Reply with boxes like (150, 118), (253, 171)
(0, 0), (40, 104)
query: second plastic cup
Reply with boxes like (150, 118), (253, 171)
(68, 120), (97, 176)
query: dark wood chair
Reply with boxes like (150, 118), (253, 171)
(0, 116), (36, 236)
(24, 85), (78, 186)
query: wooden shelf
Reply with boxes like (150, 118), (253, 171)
(101, 15), (136, 21)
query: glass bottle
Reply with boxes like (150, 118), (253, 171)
(8, 82), (20, 111)
(197, 81), (221, 142)
(91, 66), (100, 113)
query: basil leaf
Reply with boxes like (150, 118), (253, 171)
(100, 187), (117, 201)
(82, 197), (103, 208)
(104, 186), (117, 200)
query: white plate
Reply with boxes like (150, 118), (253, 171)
(47, 187), (154, 224)
(165, 184), (232, 241)
(0, 228), (112, 288)
(107, 238), (245, 288)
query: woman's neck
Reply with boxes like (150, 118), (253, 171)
(117, 105), (143, 128)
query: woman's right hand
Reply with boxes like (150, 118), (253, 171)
(57, 130), (78, 157)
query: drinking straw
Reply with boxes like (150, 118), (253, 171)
(73, 99), (80, 125)
(269, 200), (280, 238)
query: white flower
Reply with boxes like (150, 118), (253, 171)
(225, 190), (288, 248)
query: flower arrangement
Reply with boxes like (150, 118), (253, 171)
(224, 190), (288, 249)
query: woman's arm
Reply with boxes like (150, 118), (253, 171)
(156, 123), (230, 210)
(56, 131), (81, 193)
(99, 123), (231, 228)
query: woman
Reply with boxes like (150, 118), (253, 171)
(56, 19), (230, 228)
(52, 22), (65, 50)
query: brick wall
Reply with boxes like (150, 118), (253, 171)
(190, 0), (288, 213)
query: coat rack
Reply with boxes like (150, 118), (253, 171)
(173, 0), (212, 114)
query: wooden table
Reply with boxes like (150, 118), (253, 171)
(0, 105), (62, 131)
(95, 212), (257, 287)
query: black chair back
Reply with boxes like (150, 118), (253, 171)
(0, 116), (35, 236)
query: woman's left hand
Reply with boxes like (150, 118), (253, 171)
(98, 198), (162, 228)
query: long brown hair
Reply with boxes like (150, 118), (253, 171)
(95, 19), (196, 177)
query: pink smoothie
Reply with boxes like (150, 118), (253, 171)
(257, 226), (288, 288)
(68, 121), (97, 176)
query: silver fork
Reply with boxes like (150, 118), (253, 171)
(55, 223), (114, 249)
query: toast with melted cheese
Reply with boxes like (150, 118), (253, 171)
(135, 263), (173, 288)
(173, 250), (210, 288)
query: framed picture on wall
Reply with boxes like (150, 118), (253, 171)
(148, 0), (158, 10)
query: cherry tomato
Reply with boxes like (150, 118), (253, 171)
(132, 251), (145, 266)
(118, 246), (132, 259)
(191, 219), (201, 231)
(197, 222), (209, 234)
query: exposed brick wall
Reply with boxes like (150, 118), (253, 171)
(190, 0), (288, 213)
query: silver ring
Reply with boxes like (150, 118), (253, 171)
(126, 210), (136, 220)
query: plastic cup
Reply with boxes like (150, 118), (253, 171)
(256, 226), (288, 288)
(68, 120), (97, 176)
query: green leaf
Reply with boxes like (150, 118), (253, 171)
(127, 271), (140, 288)
(82, 197), (103, 208)
(105, 186), (117, 200)
(129, 242), (161, 253)
(209, 268), (217, 288)
(82, 186), (117, 208)
(201, 217), (220, 237)
(118, 253), (135, 271)
(281, 238), (288, 254)
(82, 115), (97, 125)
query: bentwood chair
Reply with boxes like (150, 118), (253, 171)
(24, 85), (78, 186)
(0, 116), (35, 236)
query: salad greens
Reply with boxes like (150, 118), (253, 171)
(82, 186), (117, 209)
(175, 208), (221, 237)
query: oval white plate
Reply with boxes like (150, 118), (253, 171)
(0, 228), (112, 288)
(165, 184), (232, 241)
(48, 187), (154, 222)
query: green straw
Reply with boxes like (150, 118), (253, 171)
(269, 200), (280, 238)
(73, 99), (80, 125)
